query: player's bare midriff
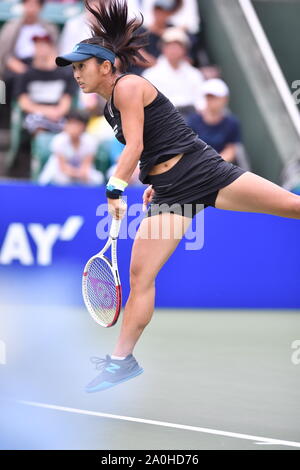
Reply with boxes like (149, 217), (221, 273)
(148, 153), (184, 175)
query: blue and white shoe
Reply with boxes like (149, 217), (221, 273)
(86, 354), (144, 392)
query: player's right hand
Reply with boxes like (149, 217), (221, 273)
(107, 198), (127, 220)
(142, 185), (155, 212)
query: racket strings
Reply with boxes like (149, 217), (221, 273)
(84, 257), (119, 326)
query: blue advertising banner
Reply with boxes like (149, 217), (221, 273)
(0, 182), (299, 308)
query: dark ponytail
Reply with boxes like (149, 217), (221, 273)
(82, 0), (148, 72)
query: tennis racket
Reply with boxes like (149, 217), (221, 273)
(82, 218), (122, 327)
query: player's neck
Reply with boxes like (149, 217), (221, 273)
(94, 73), (122, 101)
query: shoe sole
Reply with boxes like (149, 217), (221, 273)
(85, 367), (144, 393)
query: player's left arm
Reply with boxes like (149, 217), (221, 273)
(112, 78), (145, 183)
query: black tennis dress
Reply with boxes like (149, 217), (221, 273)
(104, 74), (246, 218)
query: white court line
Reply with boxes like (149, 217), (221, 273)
(255, 442), (279, 446)
(18, 400), (300, 449)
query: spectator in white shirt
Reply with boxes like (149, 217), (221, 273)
(142, 26), (205, 118)
(39, 110), (103, 185)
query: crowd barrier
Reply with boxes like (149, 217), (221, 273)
(0, 182), (299, 308)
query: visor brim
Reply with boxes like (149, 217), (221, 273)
(55, 52), (93, 67)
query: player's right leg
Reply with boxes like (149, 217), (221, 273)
(85, 211), (192, 392)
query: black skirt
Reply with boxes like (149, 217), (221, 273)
(146, 140), (247, 218)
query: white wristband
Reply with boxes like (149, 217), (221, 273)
(107, 176), (128, 192)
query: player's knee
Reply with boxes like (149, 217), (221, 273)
(129, 263), (155, 291)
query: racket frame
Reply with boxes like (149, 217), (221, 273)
(82, 219), (122, 327)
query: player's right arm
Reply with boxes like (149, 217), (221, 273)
(107, 77), (145, 219)
(113, 77), (145, 182)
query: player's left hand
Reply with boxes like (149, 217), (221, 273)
(142, 185), (155, 212)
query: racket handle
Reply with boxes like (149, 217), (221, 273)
(110, 218), (122, 239)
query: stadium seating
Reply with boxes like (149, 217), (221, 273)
(5, 101), (23, 172)
(31, 131), (55, 181)
(42, 1), (83, 25)
(0, 1), (83, 28)
(0, 1), (21, 27)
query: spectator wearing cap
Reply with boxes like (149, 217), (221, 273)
(144, 0), (183, 58)
(0, 0), (58, 129)
(128, 0), (182, 75)
(186, 79), (242, 164)
(139, 0), (213, 75)
(10, 33), (77, 177)
(142, 26), (205, 118)
(142, 0), (200, 35)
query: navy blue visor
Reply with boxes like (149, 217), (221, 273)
(55, 43), (116, 67)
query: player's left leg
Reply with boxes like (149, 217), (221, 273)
(215, 171), (300, 218)
(112, 211), (192, 358)
(86, 211), (192, 392)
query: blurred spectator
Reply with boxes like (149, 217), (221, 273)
(129, 0), (183, 75)
(142, 0), (199, 35)
(166, 0), (200, 34)
(142, 27), (205, 118)
(45, 1), (80, 3)
(141, 0), (218, 73)
(39, 110), (103, 185)
(59, 0), (140, 54)
(142, 0), (183, 57)
(10, 33), (77, 177)
(58, 0), (92, 54)
(0, 0), (59, 129)
(16, 33), (76, 133)
(186, 79), (242, 164)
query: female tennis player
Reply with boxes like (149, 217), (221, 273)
(56, 0), (300, 392)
